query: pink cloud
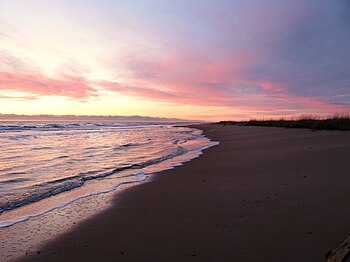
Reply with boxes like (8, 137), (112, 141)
(98, 77), (348, 116)
(259, 82), (286, 92)
(0, 94), (38, 101)
(103, 16), (349, 118)
(97, 47), (349, 116)
(0, 71), (98, 99)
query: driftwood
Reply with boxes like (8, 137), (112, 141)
(326, 235), (350, 262)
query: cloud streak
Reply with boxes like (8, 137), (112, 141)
(0, 71), (97, 99)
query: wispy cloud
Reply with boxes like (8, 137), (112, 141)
(0, 71), (97, 99)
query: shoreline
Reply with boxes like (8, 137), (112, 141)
(17, 124), (350, 262)
(0, 124), (215, 261)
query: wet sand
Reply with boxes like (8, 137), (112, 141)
(17, 124), (350, 262)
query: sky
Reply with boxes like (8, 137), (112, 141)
(0, 0), (350, 121)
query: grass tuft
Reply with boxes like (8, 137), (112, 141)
(217, 114), (350, 131)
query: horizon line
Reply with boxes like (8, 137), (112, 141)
(0, 113), (203, 122)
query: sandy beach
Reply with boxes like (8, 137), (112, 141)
(17, 124), (350, 262)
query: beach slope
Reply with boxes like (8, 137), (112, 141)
(18, 124), (350, 262)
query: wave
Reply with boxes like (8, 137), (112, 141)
(32, 146), (54, 151)
(0, 122), (168, 133)
(0, 178), (84, 213)
(0, 177), (30, 184)
(0, 146), (188, 214)
(0, 172), (148, 228)
(113, 140), (152, 151)
(173, 134), (203, 145)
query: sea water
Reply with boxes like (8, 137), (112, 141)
(0, 121), (218, 260)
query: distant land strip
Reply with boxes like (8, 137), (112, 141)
(217, 114), (350, 131)
(0, 114), (198, 123)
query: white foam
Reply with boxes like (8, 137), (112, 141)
(0, 172), (148, 228)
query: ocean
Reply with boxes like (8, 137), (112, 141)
(0, 121), (218, 260)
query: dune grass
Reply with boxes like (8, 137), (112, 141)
(217, 114), (350, 131)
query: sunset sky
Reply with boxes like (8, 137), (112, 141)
(1, 0), (350, 121)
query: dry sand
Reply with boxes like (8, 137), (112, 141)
(17, 124), (350, 262)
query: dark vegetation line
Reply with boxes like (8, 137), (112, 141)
(217, 114), (350, 131)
